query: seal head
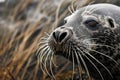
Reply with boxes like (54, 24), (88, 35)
(41, 4), (120, 80)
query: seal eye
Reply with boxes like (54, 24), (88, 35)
(84, 19), (99, 28)
(85, 19), (99, 27)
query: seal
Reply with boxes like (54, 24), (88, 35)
(37, 3), (120, 80)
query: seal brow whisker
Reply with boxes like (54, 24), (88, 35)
(84, 49), (113, 78)
(76, 46), (91, 79)
(90, 7), (103, 14)
(83, 51), (104, 80)
(82, 3), (90, 15)
(82, 1), (95, 15)
(88, 48), (118, 65)
(88, 7), (96, 14)
(73, 46), (82, 80)
(68, 6), (73, 14)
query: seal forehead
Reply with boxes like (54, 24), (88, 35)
(81, 3), (120, 23)
(64, 10), (80, 22)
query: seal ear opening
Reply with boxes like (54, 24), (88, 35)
(107, 17), (115, 28)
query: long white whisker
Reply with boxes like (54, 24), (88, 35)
(38, 54), (46, 75)
(38, 47), (50, 75)
(36, 44), (48, 56)
(83, 51), (104, 80)
(82, 4), (90, 15)
(76, 46), (90, 79)
(88, 44), (115, 50)
(39, 46), (49, 62)
(38, 41), (48, 45)
(44, 48), (53, 78)
(68, 6), (73, 14)
(50, 52), (56, 80)
(67, 43), (72, 63)
(84, 49), (113, 78)
(51, 51), (57, 67)
(72, 48), (75, 80)
(88, 48), (118, 65)
(40, 37), (48, 41)
(73, 47), (82, 80)
(44, 32), (50, 36)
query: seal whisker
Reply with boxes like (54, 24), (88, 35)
(39, 48), (51, 76)
(82, 1), (95, 15)
(73, 46), (82, 80)
(40, 36), (49, 42)
(89, 44), (116, 50)
(51, 51), (57, 67)
(83, 51), (104, 80)
(39, 46), (49, 62)
(71, 0), (76, 13)
(67, 43), (72, 60)
(89, 7), (103, 15)
(37, 52), (46, 75)
(88, 48), (118, 65)
(76, 46), (91, 79)
(72, 48), (75, 80)
(40, 37), (48, 40)
(68, 6), (73, 14)
(44, 32), (50, 37)
(84, 48), (113, 78)
(82, 3), (91, 15)
(37, 44), (49, 55)
(43, 48), (53, 79)
(38, 41), (48, 46)
(88, 7), (96, 14)
(40, 47), (49, 63)
(50, 52), (56, 80)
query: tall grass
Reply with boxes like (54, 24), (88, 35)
(0, 0), (93, 80)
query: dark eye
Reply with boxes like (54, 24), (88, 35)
(84, 19), (99, 28)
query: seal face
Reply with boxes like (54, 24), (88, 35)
(38, 3), (120, 80)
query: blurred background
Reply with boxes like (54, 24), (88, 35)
(0, 0), (120, 80)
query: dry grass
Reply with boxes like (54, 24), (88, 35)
(0, 0), (95, 80)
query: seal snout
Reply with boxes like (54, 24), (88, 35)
(51, 27), (73, 44)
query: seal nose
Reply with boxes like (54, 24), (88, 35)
(52, 27), (73, 43)
(53, 31), (67, 42)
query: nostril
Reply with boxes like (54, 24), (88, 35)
(59, 32), (67, 42)
(53, 31), (59, 41)
(52, 31), (68, 43)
